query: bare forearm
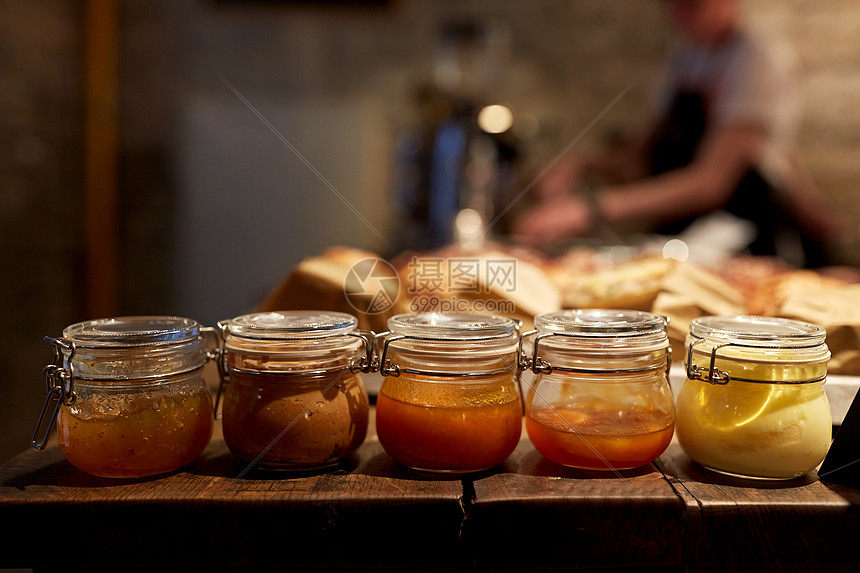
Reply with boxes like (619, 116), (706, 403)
(598, 124), (763, 226)
(598, 168), (728, 225)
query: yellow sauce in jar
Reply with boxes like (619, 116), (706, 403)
(676, 378), (830, 479)
(676, 317), (831, 480)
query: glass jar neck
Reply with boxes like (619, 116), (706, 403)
(528, 309), (670, 376)
(219, 311), (368, 374)
(538, 341), (669, 375)
(385, 337), (519, 378)
(381, 312), (520, 377)
(57, 316), (211, 381)
(528, 330), (669, 376)
(685, 333), (829, 384)
(224, 334), (366, 374)
(69, 336), (208, 381)
(70, 367), (207, 389)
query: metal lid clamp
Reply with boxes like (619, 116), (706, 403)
(517, 329), (537, 372)
(523, 310), (672, 379)
(685, 337), (731, 385)
(31, 337), (77, 450)
(684, 335), (827, 385)
(377, 314), (522, 379)
(377, 332), (519, 378)
(520, 328), (672, 378)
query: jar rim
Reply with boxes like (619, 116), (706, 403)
(388, 312), (518, 340)
(535, 309), (666, 338)
(222, 311), (358, 340)
(63, 316), (200, 348)
(690, 315), (826, 348)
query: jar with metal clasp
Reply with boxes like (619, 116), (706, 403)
(217, 311), (371, 471)
(32, 316), (216, 478)
(676, 315), (832, 480)
(521, 309), (675, 471)
(375, 313), (523, 473)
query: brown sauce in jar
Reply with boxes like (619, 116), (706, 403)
(222, 369), (368, 470)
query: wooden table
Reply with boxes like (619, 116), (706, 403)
(2, 409), (859, 572)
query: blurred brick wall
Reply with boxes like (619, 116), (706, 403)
(745, 0), (860, 263)
(0, 1), (84, 463)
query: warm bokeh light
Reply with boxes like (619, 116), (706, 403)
(477, 104), (514, 134)
(662, 238), (689, 262)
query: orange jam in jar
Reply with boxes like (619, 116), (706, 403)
(523, 309), (674, 471)
(526, 404), (674, 470)
(34, 316), (215, 478)
(218, 311), (370, 471)
(376, 313), (522, 473)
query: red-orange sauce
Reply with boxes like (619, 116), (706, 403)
(526, 405), (673, 470)
(57, 388), (213, 478)
(375, 391), (522, 473)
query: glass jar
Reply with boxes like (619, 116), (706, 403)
(375, 313), (523, 473)
(217, 311), (370, 471)
(676, 315), (832, 480)
(32, 316), (215, 478)
(523, 309), (675, 471)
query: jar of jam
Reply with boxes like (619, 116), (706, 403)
(676, 315), (832, 480)
(32, 316), (216, 478)
(375, 312), (523, 473)
(522, 309), (675, 471)
(217, 311), (370, 471)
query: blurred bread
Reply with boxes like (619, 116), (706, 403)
(259, 245), (562, 333)
(545, 253), (676, 311)
(258, 245), (860, 365)
(779, 284), (860, 375)
(746, 270), (849, 316)
(258, 246), (395, 333)
(392, 246), (561, 329)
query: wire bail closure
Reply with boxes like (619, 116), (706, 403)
(377, 330), (520, 379)
(519, 329), (672, 378)
(686, 337), (731, 385)
(31, 337), (78, 450)
(684, 335), (827, 385)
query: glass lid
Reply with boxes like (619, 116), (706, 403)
(63, 316), (200, 347)
(223, 311), (358, 340)
(690, 315), (826, 348)
(535, 309), (666, 337)
(388, 312), (518, 340)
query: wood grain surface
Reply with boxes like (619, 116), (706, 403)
(467, 433), (685, 571)
(2, 411), (859, 571)
(655, 442), (860, 573)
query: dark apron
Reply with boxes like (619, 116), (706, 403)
(647, 91), (826, 265)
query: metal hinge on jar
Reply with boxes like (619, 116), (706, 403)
(684, 337), (827, 385)
(519, 329), (672, 378)
(685, 337), (732, 385)
(377, 331), (519, 378)
(31, 337), (78, 450)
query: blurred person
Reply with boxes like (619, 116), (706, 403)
(514, 0), (843, 267)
